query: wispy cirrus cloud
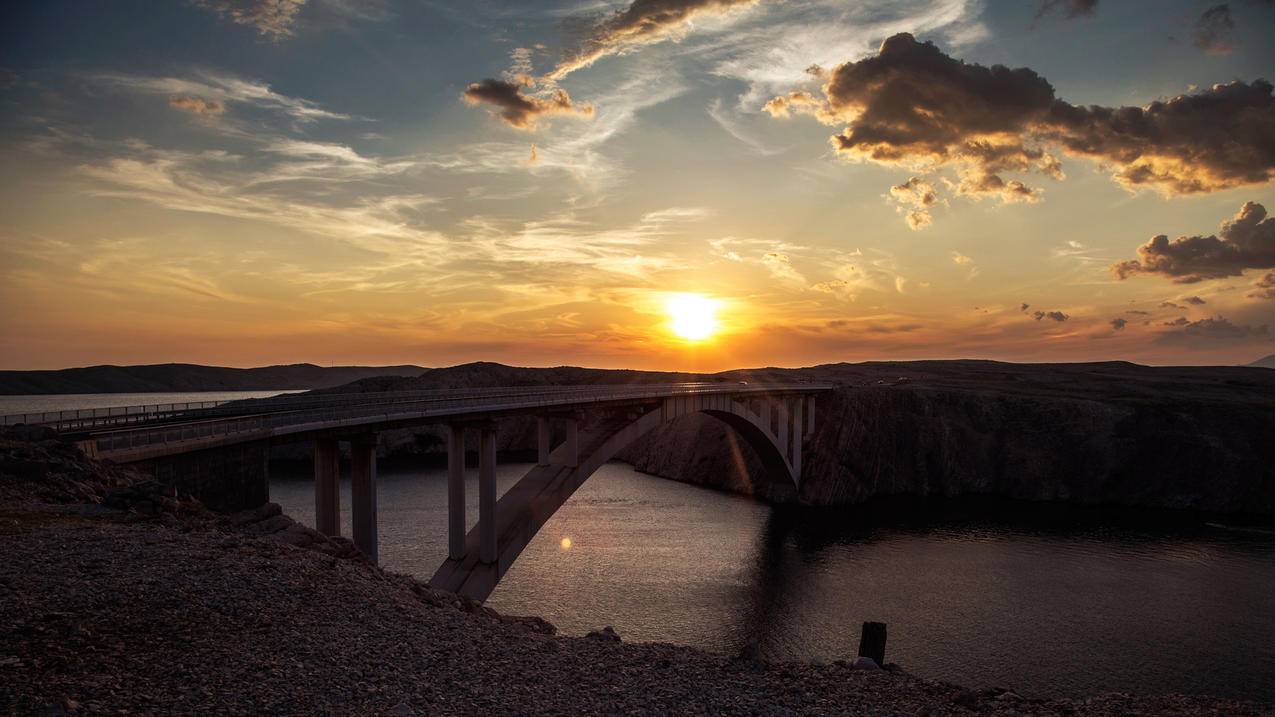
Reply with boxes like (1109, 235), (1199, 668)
(192, 0), (308, 39)
(96, 71), (352, 123)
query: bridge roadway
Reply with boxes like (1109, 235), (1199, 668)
(11, 381), (832, 601)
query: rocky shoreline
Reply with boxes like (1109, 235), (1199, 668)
(3, 433), (1273, 715)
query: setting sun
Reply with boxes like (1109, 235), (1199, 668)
(666, 294), (720, 341)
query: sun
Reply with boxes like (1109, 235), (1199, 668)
(666, 293), (720, 341)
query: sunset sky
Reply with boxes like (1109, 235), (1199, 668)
(2, 0), (1273, 371)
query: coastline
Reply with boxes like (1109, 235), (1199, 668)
(3, 435), (1272, 715)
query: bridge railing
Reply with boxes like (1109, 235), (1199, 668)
(1, 382), (740, 432)
(88, 383), (833, 455)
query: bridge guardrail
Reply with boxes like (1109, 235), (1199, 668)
(1, 382), (737, 432)
(88, 383), (833, 455)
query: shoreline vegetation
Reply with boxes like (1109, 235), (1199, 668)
(2, 432), (1273, 715)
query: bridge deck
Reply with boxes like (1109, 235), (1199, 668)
(39, 383), (832, 462)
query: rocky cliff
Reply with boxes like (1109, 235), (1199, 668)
(283, 360), (1275, 515)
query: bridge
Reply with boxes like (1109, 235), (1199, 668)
(7, 381), (831, 601)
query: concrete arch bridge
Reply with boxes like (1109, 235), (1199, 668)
(9, 382), (830, 602)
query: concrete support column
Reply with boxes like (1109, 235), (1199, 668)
(564, 417), (579, 468)
(777, 399), (790, 465)
(791, 398), (803, 480)
(313, 437), (340, 537)
(537, 416), (551, 467)
(350, 434), (378, 564)
(478, 426), (498, 564)
(806, 395), (816, 437)
(446, 424), (466, 561)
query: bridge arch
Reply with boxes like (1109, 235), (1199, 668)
(429, 393), (806, 601)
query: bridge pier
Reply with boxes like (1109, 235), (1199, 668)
(313, 437), (341, 537)
(350, 433), (378, 563)
(776, 399), (790, 462)
(447, 424), (467, 561)
(791, 398), (803, 480)
(536, 416), (550, 467)
(478, 424), (498, 564)
(805, 394), (816, 437)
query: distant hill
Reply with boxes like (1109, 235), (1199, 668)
(1249, 354), (1275, 369)
(0, 363), (426, 395)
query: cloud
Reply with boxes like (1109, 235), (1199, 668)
(1161, 301), (1185, 309)
(98, 71), (351, 123)
(461, 78), (594, 130)
(766, 33), (1275, 220)
(1033, 310), (1069, 322)
(951, 251), (973, 265)
(1020, 302), (1030, 312)
(549, 0), (761, 79)
(1250, 272), (1275, 299)
(760, 251), (806, 286)
(1182, 295), (1207, 305)
(1110, 317), (1127, 330)
(1112, 202), (1275, 282)
(168, 96), (226, 115)
(888, 176), (938, 229)
(1157, 316), (1270, 343)
(1044, 80), (1275, 195)
(1194, 4), (1236, 54)
(193, 0), (307, 39)
(1034, 0), (1098, 22)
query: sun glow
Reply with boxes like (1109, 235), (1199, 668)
(666, 293), (720, 341)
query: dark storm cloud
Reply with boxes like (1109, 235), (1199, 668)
(1194, 4), (1236, 54)
(1110, 317), (1127, 330)
(1112, 202), (1275, 283)
(461, 79), (593, 130)
(169, 96), (226, 115)
(1250, 272), (1275, 299)
(1183, 295), (1207, 304)
(550, 0), (760, 79)
(1043, 80), (1275, 195)
(1156, 316), (1271, 342)
(193, 0), (307, 39)
(765, 33), (1275, 217)
(1033, 310), (1069, 322)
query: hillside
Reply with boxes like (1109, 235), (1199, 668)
(1251, 354), (1275, 369)
(0, 363), (426, 395)
(312, 360), (1275, 515)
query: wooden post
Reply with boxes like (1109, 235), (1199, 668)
(858, 621), (887, 666)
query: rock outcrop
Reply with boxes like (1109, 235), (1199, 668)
(290, 360), (1275, 515)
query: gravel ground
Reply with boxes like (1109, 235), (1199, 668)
(2, 509), (1271, 716)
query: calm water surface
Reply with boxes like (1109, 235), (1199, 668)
(271, 461), (1275, 703)
(0, 391), (302, 417)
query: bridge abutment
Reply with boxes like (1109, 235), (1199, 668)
(138, 442), (269, 512)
